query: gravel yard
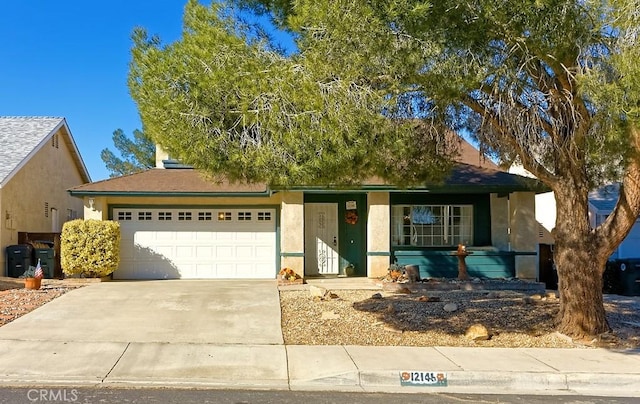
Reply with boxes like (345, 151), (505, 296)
(1, 277), (638, 350)
(0, 278), (85, 327)
(279, 286), (640, 349)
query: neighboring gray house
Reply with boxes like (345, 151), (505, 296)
(589, 183), (640, 260)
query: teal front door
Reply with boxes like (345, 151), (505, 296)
(304, 194), (367, 276)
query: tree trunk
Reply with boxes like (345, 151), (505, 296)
(554, 243), (610, 337)
(553, 184), (610, 338)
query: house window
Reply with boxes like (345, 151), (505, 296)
(117, 211), (132, 221)
(238, 212), (252, 221)
(391, 205), (473, 247)
(217, 212), (232, 221)
(138, 212), (152, 221)
(158, 212), (172, 221)
(257, 211), (272, 221)
(198, 212), (212, 221)
(178, 211), (192, 221)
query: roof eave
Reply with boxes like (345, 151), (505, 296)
(68, 190), (275, 198)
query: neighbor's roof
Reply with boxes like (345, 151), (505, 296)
(0, 116), (91, 186)
(589, 183), (620, 214)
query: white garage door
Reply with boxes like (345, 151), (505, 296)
(113, 208), (277, 279)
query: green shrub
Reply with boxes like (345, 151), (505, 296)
(61, 219), (121, 277)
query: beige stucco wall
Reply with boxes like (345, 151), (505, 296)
(367, 192), (390, 278)
(510, 192), (538, 280)
(1, 130), (86, 274)
(490, 193), (510, 251)
(280, 191), (304, 275)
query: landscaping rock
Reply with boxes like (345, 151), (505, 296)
(371, 293), (383, 300)
(465, 323), (491, 341)
(417, 295), (440, 302)
(443, 303), (458, 312)
(309, 285), (327, 298)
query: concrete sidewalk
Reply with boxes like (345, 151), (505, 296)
(0, 280), (638, 397)
(0, 340), (638, 396)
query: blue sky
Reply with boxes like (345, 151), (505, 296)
(1, 1), (193, 181)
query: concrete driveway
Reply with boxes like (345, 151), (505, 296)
(0, 279), (284, 345)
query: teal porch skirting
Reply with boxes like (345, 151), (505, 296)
(392, 249), (517, 279)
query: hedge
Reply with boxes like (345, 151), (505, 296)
(61, 219), (121, 277)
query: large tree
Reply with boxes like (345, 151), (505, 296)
(101, 128), (155, 177)
(129, 0), (640, 338)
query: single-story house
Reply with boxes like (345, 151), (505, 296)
(1, 117), (91, 276)
(589, 183), (640, 260)
(68, 139), (546, 281)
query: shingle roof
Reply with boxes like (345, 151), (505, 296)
(68, 135), (544, 196)
(0, 117), (62, 183)
(69, 164), (546, 196)
(69, 168), (270, 195)
(0, 116), (90, 185)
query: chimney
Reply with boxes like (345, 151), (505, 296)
(155, 144), (169, 168)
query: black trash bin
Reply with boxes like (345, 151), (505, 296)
(32, 241), (55, 279)
(6, 244), (33, 277)
(603, 260), (624, 294)
(618, 259), (640, 296)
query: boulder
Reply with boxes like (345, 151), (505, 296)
(465, 323), (490, 341)
(371, 293), (383, 300)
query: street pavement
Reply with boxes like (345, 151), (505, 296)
(0, 279), (637, 397)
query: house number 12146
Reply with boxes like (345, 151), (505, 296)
(400, 371), (447, 386)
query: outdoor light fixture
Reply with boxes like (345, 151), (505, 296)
(88, 198), (95, 210)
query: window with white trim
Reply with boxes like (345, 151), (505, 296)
(158, 212), (172, 221)
(117, 211), (132, 221)
(138, 211), (152, 221)
(392, 205), (473, 247)
(198, 212), (212, 221)
(66, 209), (77, 221)
(178, 211), (192, 221)
(217, 212), (232, 221)
(257, 211), (272, 221)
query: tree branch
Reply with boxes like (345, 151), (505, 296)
(464, 94), (557, 184)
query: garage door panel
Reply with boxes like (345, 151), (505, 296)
(215, 232), (233, 241)
(195, 246), (214, 257)
(236, 245), (254, 256)
(175, 246), (194, 258)
(196, 232), (215, 241)
(235, 232), (256, 241)
(114, 208), (276, 279)
(255, 245), (274, 258)
(176, 232), (195, 241)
